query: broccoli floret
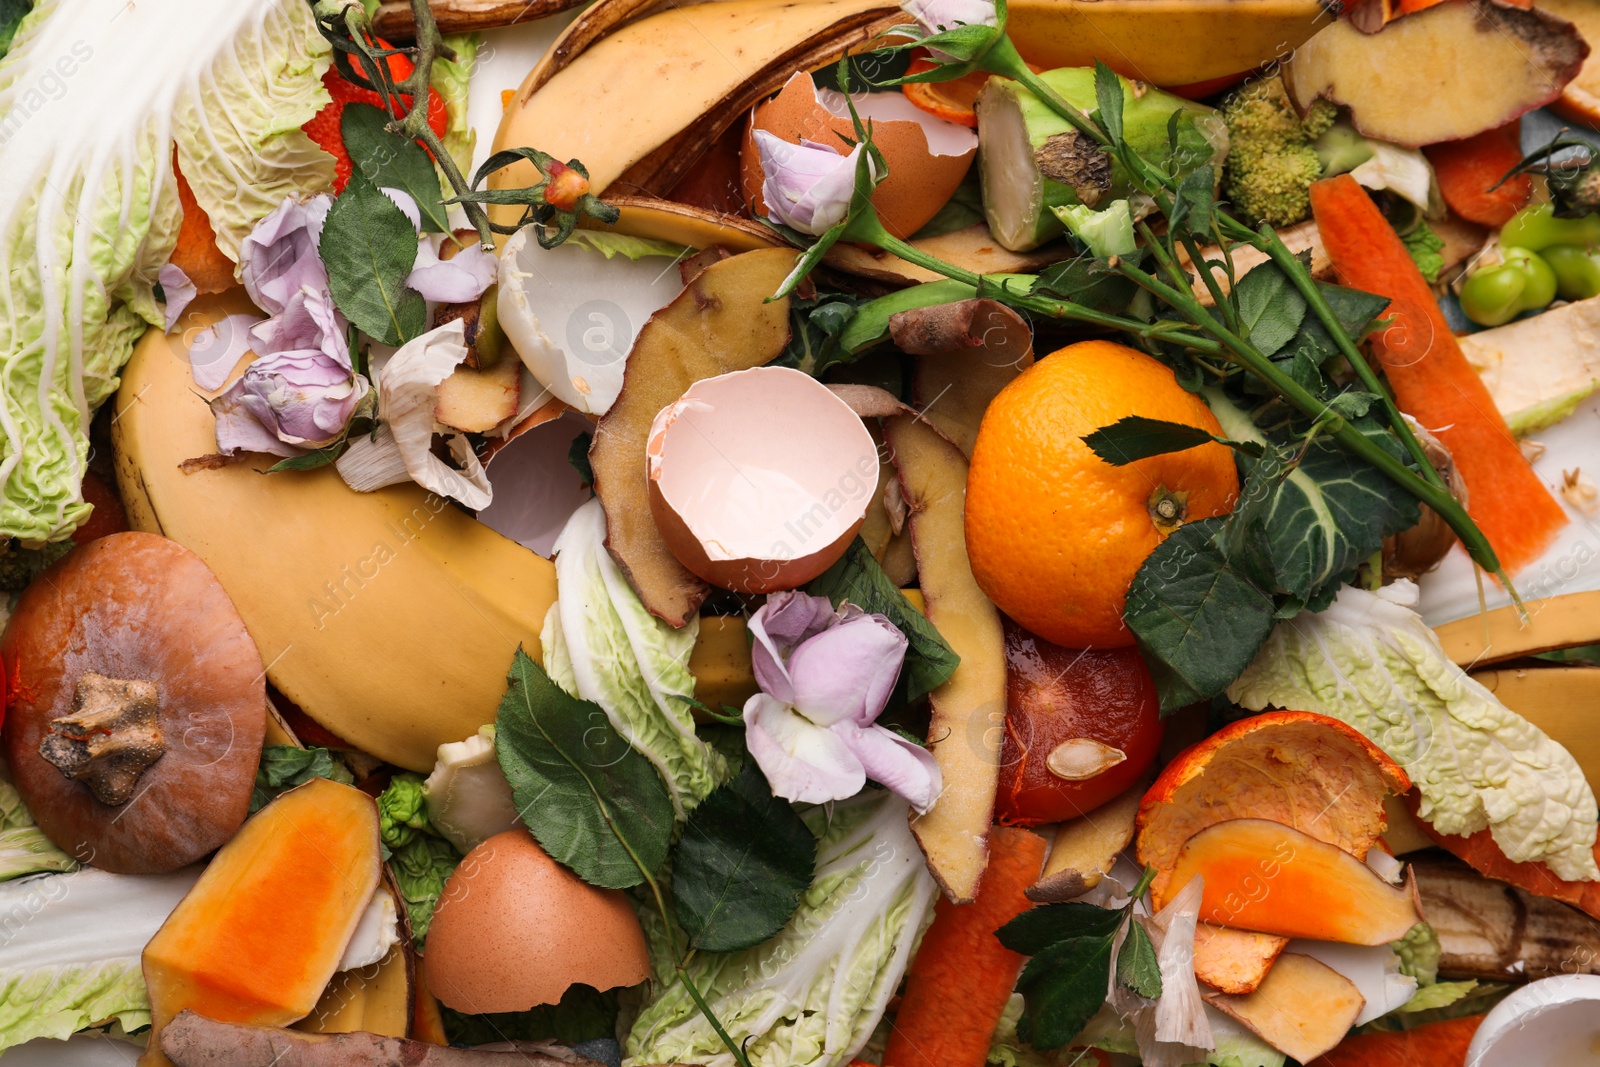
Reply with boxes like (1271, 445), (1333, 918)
(0, 539), (72, 593)
(1221, 78), (1340, 227)
(1394, 921), (1443, 985)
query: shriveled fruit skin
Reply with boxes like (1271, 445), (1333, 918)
(964, 341), (1238, 649)
(996, 624), (1163, 825)
(589, 248), (796, 625)
(141, 777), (383, 1067)
(1, 533), (265, 874)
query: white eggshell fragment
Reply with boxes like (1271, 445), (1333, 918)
(1466, 973), (1600, 1067)
(648, 366), (879, 593)
(477, 410), (594, 558)
(497, 228), (685, 415)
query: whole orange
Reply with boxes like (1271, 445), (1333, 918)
(964, 340), (1239, 648)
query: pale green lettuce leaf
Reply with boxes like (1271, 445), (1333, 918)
(625, 792), (937, 1067)
(0, 866), (199, 1050)
(170, 0), (335, 262)
(545, 498), (725, 819)
(432, 32), (478, 179)
(1229, 580), (1600, 881)
(0, 777), (76, 881)
(0, 0), (330, 541)
(1075, 1004), (1283, 1067)
(1398, 979), (1479, 1013)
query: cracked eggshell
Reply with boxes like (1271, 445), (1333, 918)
(477, 410), (595, 559)
(1466, 974), (1600, 1067)
(740, 72), (979, 239)
(424, 829), (650, 1013)
(497, 228), (685, 415)
(648, 366), (879, 594)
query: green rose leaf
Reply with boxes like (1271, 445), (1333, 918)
(495, 647), (675, 889)
(672, 761), (818, 953)
(321, 174), (427, 346)
(340, 102), (450, 233)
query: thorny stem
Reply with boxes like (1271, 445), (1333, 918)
(316, 0), (496, 247)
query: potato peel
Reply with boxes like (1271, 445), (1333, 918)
(884, 413), (1005, 903)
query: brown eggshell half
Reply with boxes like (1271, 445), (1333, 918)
(0, 532), (266, 874)
(741, 72), (979, 239)
(424, 829), (651, 1013)
(647, 365), (879, 594)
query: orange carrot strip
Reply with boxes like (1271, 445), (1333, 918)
(1404, 791), (1600, 920)
(1308, 1014), (1485, 1066)
(1308, 174), (1567, 573)
(883, 826), (1048, 1067)
(170, 153), (238, 296)
(1424, 123), (1532, 227)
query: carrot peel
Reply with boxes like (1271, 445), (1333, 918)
(1308, 174), (1567, 574)
(883, 826), (1048, 1067)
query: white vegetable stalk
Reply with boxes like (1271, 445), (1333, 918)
(0, 866), (201, 1050)
(1230, 579), (1600, 881)
(0, 0), (333, 541)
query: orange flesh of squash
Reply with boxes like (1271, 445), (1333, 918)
(1309, 174), (1567, 574)
(169, 153), (239, 296)
(140, 777), (382, 1067)
(1156, 819), (1420, 946)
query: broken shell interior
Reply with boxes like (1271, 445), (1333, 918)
(477, 410), (595, 557)
(496, 228), (686, 416)
(741, 72), (979, 239)
(648, 365), (879, 593)
(1466, 974), (1600, 1067)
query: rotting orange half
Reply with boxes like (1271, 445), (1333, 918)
(964, 340), (1239, 649)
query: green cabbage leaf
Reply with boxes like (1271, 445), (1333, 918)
(543, 498), (726, 819)
(0, 866), (198, 1051)
(1229, 580), (1600, 881)
(0, 0), (331, 541)
(625, 791), (936, 1067)
(0, 777), (75, 882)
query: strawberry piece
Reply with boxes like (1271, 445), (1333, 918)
(302, 40), (451, 192)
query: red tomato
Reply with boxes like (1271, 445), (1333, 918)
(994, 620), (1163, 825)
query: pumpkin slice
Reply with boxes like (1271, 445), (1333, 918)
(884, 413), (1005, 903)
(1205, 952), (1365, 1063)
(589, 248), (797, 625)
(1, 532), (266, 874)
(141, 777), (383, 1067)
(1156, 819), (1422, 946)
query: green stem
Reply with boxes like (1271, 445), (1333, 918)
(634, 865), (755, 1067)
(846, 211), (1222, 351)
(1115, 257), (1508, 589)
(1246, 223), (1447, 492)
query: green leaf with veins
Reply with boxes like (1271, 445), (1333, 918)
(1234, 263), (1307, 357)
(495, 647), (675, 889)
(672, 762), (817, 953)
(1081, 415), (1215, 465)
(0, 0), (27, 58)
(1027, 256), (1139, 311)
(340, 102), (450, 233)
(1117, 919), (1162, 999)
(1125, 517), (1279, 711)
(1169, 164), (1215, 238)
(1014, 936), (1115, 1050)
(997, 902), (1126, 955)
(1249, 432), (1418, 602)
(807, 538), (959, 703)
(321, 175), (427, 345)
(1092, 60), (1124, 144)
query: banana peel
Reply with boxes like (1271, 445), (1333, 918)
(112, 293), (557, 771)
(1470, 665), (1600, 789)
(1435, 590), (1600, 668)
